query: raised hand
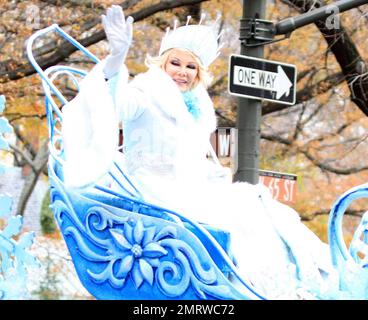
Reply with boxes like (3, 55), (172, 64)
(102, 5), (134, 78)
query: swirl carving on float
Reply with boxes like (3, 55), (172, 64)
(50, 189), (237, 299)
(156, 238), (238, 299)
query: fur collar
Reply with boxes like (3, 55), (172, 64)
(130, 65), (217, 135)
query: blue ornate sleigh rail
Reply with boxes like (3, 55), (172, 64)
(328, 184), (368, 298)
(27, 24), (368, 300)
(26, 24), (264, 300)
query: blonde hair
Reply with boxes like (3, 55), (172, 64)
(145, 48), (213, 89)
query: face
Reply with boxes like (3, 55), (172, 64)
(164, 49), (199, 92)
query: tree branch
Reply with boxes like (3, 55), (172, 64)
(261, 132), (368, 175)
(0, 0), (209, 83)
(16, 140), (49, 216)
(9, 143), (38, 172)
(262, 71), (344, 115)
(280, 0), (368, 116)
(300, 208), (364, 221)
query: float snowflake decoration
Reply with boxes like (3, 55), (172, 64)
(0, 95), (39, 299)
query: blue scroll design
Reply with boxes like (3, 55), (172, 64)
(50, 181), (239, 300)
(156, 238), (239, 299)
(0, 95), (39, 299)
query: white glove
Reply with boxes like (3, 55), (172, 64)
(101, 5), (134, 79)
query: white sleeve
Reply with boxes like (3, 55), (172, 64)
(108, 63), (147, 122)
(62, 61), (119, 188)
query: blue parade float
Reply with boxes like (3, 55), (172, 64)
(26, 24), (368, 300)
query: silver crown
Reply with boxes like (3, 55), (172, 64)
(159, 14), (223, 68)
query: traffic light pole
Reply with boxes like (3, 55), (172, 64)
(233, 0), (266, 184)
(234, 0), (368, 184)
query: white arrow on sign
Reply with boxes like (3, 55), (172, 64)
(233, 65), (293, 99)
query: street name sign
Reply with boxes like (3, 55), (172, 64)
(259, 170), (297, 204)
(210, 127), (237, 158)
(229, 54), (297, 105)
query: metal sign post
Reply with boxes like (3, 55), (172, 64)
(233, 0), (266, 184)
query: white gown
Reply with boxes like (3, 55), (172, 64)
(62, 61), (340, 299)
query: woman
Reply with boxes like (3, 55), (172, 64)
(62, 5), (340, 299)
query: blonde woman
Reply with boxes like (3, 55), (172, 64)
(63, 5), (340, 299)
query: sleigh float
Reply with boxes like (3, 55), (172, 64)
(26, 24), (368, 300)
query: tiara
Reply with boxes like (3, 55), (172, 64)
(159, 14), (224, 68)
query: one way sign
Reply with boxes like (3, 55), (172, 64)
(228, 54), (297, 105)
